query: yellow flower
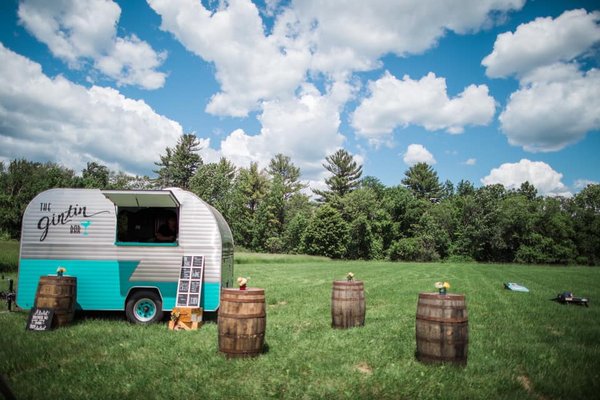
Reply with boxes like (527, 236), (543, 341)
(443, 282), (450, 289)
(346, 272), (355, 281)
(434, 281), (444, 289)
(56, 267), (66, 274)
(237, 277), (249, 287)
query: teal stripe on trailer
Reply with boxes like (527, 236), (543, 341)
(201, 282), (220, 311)
(17, 259), (220, 311)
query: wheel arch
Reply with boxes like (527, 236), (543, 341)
(124, 286), (163, 309)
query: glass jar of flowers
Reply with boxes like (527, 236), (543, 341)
(435, 281), (450, 295)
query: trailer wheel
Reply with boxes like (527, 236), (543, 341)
(125, 290), (163, 324)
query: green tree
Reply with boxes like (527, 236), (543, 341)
(106, 171), (155, 190)
(154, 134), (203, 189)
(360, 176), (386, 199)
(282, 211), (310, 253)
(415, 199), (458, 260)
(190, 157), (237, 220)
(267, 154), (305, 199)
(340, 187), (386, 260)
(456, 180), (475, 197)
(301, 204), (349, 258)
(516, 197), (576, 264)
(571, 184), (600, 265)
(452, 184), (507, 261)
(381, 185), (430, 251)
(0, 159), (75, 238)
(229, 162), (268, 248)
(253, 176), (286, 252)
(314, 149), (362, 201)
(80, 162), (109, 188)
(496, 192), (538, 262)
(518, 181), (538, 201)
(401, 162), (442, 200)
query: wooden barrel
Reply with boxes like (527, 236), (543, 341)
(34, 276), (77, 328)
(331, 280), (365, 329)
(415, 293), (468, 365)
(218, 288), (266, 358)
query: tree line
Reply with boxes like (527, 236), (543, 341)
(1, 134), (599, 265)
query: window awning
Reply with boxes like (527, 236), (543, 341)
(102, 190), (180, 208)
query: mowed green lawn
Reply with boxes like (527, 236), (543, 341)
(1, 254), (600, 399)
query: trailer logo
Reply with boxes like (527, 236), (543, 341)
(37, 203), (109, 241)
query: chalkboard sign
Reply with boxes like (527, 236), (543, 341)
(176, 255), (204, 307)
(26, 308), (55, 331)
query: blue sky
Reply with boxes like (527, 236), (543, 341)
(0, 0), (599, 196)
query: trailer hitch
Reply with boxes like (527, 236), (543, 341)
(0, 278), (16, 312)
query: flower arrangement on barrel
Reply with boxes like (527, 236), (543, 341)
(435, 281), (450, 295)
(56, 266), (66, 277)
(237, 276), (250, 290)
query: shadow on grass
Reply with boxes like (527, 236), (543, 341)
(69, 310), (220, 325)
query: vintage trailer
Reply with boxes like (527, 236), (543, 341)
(16, 188), (234, 323)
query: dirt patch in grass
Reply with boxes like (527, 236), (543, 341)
(355, 362), (373, 375)
(517, 375), (549, 400)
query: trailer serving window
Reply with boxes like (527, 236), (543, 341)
(102, 190), (180, 246)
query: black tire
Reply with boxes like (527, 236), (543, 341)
(125, 290), (164, 324)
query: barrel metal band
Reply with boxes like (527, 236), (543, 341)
(416, 334), (468, 345)
(219, 313), (266, 319)
(221, 297), (265, 303)
(416, 315), (468, 323)
(331, 297), (365, 301)
(418, 304), (465, 310)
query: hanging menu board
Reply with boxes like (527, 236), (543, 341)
(176, 255), (204, 307)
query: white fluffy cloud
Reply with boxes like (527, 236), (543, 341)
(351, 72), (496, 145)
(147, 0), (522, 117)
(18, 0), (166, 89)
(499, 64), (600, 152)
(465, 158), (477, 166)
(403, 144), (436, 166)
(486, 9), (600, 152)
(294, 0), (525, 75)
(574, 179), (598, 190)
(481, 159), (570, 197)
(147, 0), (311, 117)
(0, 43), (180, 174)
(213, 83), (346, 179)
(482, 9), (600, 78)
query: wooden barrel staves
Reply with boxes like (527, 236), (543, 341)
(331, 280), (366, 329)
(218, 288), (266, 358)
(34, 276), (77, 327)
(415, 293), (468, 365)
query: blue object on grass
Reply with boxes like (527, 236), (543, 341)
(504, 282), (529, 292)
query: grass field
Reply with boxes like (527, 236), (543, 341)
(1, 252), (600, 399)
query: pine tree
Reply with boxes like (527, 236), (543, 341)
(154, 134), (203, 189)
(267, 154), (305, 199)
(401, 162), (442, 200)
(314, 149), (362, 201)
